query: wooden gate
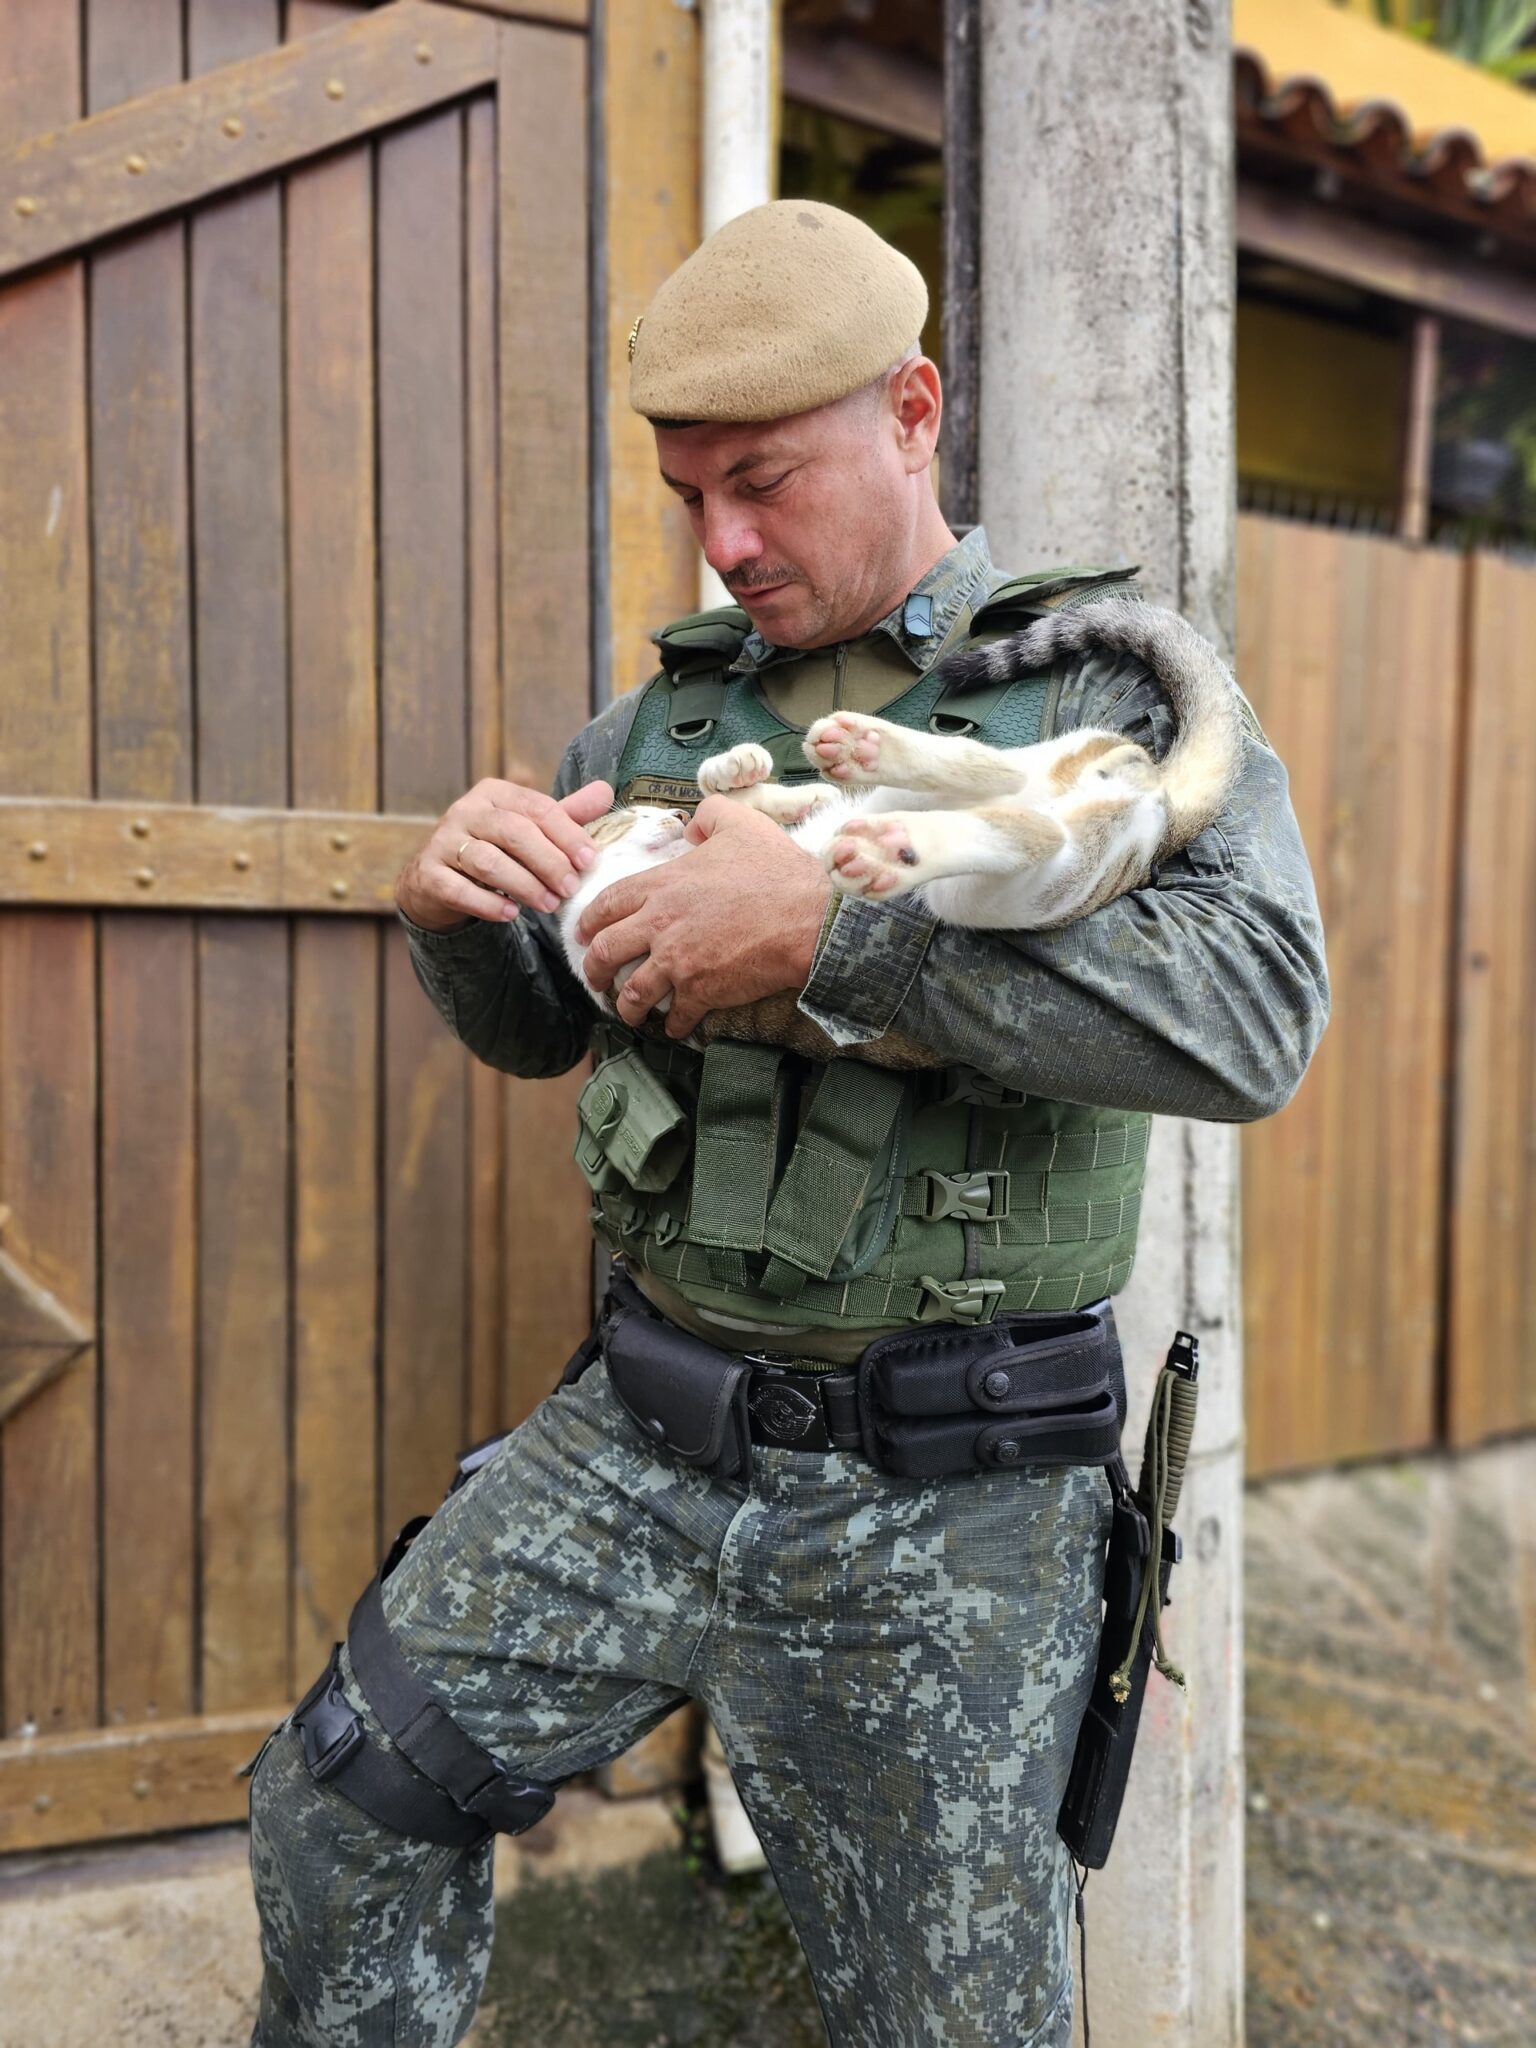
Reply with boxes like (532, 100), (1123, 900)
(0, 0), (594, 1852)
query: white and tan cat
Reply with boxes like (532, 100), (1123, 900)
(562, 598), (1242, 1010)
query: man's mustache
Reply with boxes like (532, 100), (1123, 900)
(725, 568), (802, 594)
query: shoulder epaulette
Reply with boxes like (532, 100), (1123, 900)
(969, 565), (1141, 635)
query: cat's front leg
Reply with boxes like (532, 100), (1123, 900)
(696, 740), (838, 824)
(826, 805), (1066, 900)
(698, 741), (776, 797)
(805, 712), (1028, 800)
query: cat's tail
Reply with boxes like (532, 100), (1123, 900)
(939, 596), (1245, 856)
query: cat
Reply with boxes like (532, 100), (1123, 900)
(561, 597), (1243, 1038)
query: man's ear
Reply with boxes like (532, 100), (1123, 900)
(891, 355), (942, 471)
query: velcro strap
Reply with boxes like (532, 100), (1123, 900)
(760, 1063), (906, 1289)
(314, 1731), (489, 1848)
(686, 1042), (785, 1255)
(348, 1579), (552, 1837)
(666, 672), (726, 739)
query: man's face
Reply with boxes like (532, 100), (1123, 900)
(653, 367), (935, 649)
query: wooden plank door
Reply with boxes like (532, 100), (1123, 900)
(0, 0), (593, 1852)
(1446, 553), (1536, 1447)
(1237, 516), (1462, 1477)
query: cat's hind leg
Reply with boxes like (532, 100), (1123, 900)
(805, 712), (1030, 800)
(826, 804), (1067, 900)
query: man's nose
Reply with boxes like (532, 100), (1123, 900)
(699, 501), (762, 578)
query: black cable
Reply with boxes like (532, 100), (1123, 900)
(1073, 1861), (1091, 2048)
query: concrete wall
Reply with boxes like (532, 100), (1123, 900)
(975, 3), (1243, 2041)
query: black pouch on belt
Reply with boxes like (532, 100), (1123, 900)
(855, 1303), (1125, 1479)
(602, 1306), (754, 1481)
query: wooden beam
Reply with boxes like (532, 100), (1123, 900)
(1238, 178), (1536, 344)
(0, 798), (432, 913)
(0, 1345), (86, 1431)
(430, 0), (587, 21)
(0, 2), (498, 282)
(0, 1707), (280, 1851)
(0, 1243), (93, 1427)
(781, 27), (941, 149)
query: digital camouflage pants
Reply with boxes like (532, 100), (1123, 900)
(248, 1348), (1113, 2048)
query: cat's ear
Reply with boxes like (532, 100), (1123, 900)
(586, 810), (638, 849)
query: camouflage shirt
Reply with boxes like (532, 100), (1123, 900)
(402, 527), (1328, 1124)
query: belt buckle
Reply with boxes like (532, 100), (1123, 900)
(745, 1364), (825, 1446)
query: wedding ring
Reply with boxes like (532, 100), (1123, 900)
(456, 836), (474, 870)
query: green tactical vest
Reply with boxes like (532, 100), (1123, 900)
(576, 568), (1152, 1334)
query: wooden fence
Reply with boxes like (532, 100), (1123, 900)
(1239, 515), (1536, 1475)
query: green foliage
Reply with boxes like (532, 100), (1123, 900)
(1434, 323), (1536, 541)
(1359, 0), (1536, 77)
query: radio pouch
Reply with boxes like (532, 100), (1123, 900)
(602, 1305), (753, 1482)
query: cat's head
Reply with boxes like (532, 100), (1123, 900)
(585, 805), (691, 855)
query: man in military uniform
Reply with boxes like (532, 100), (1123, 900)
(247, 202), (1327, 2047)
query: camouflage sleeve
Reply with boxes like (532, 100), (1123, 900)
(399, 691), (641, 1079)
(797, 648), (1329, 1123)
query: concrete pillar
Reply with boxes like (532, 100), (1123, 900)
(974, 4), (1243, 2043)
(698, 0), (777, 608)
(700, 0), (776, 238)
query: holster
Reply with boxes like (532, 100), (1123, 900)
(1057, 1459), (1179, 1868)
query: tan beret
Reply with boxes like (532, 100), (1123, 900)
(628, 200), (928, 424)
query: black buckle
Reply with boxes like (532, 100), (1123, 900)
(296, 1649), (366, 1785)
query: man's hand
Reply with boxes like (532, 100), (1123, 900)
(396, 776), (614, 933)
(575, 797), (832, 1039)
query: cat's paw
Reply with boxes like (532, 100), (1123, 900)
(825, 815), (924, 898)
(804, 712), (889, 785)
(698, 742), (775, 796)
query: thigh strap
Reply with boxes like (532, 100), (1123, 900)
(289, 1488), (558, 1846)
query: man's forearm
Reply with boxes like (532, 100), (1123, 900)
(798, 744), (1329, 1123)
(402, 906), (596, 1079)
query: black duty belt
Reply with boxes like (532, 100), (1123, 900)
(573, 1267), (1126, 1482)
